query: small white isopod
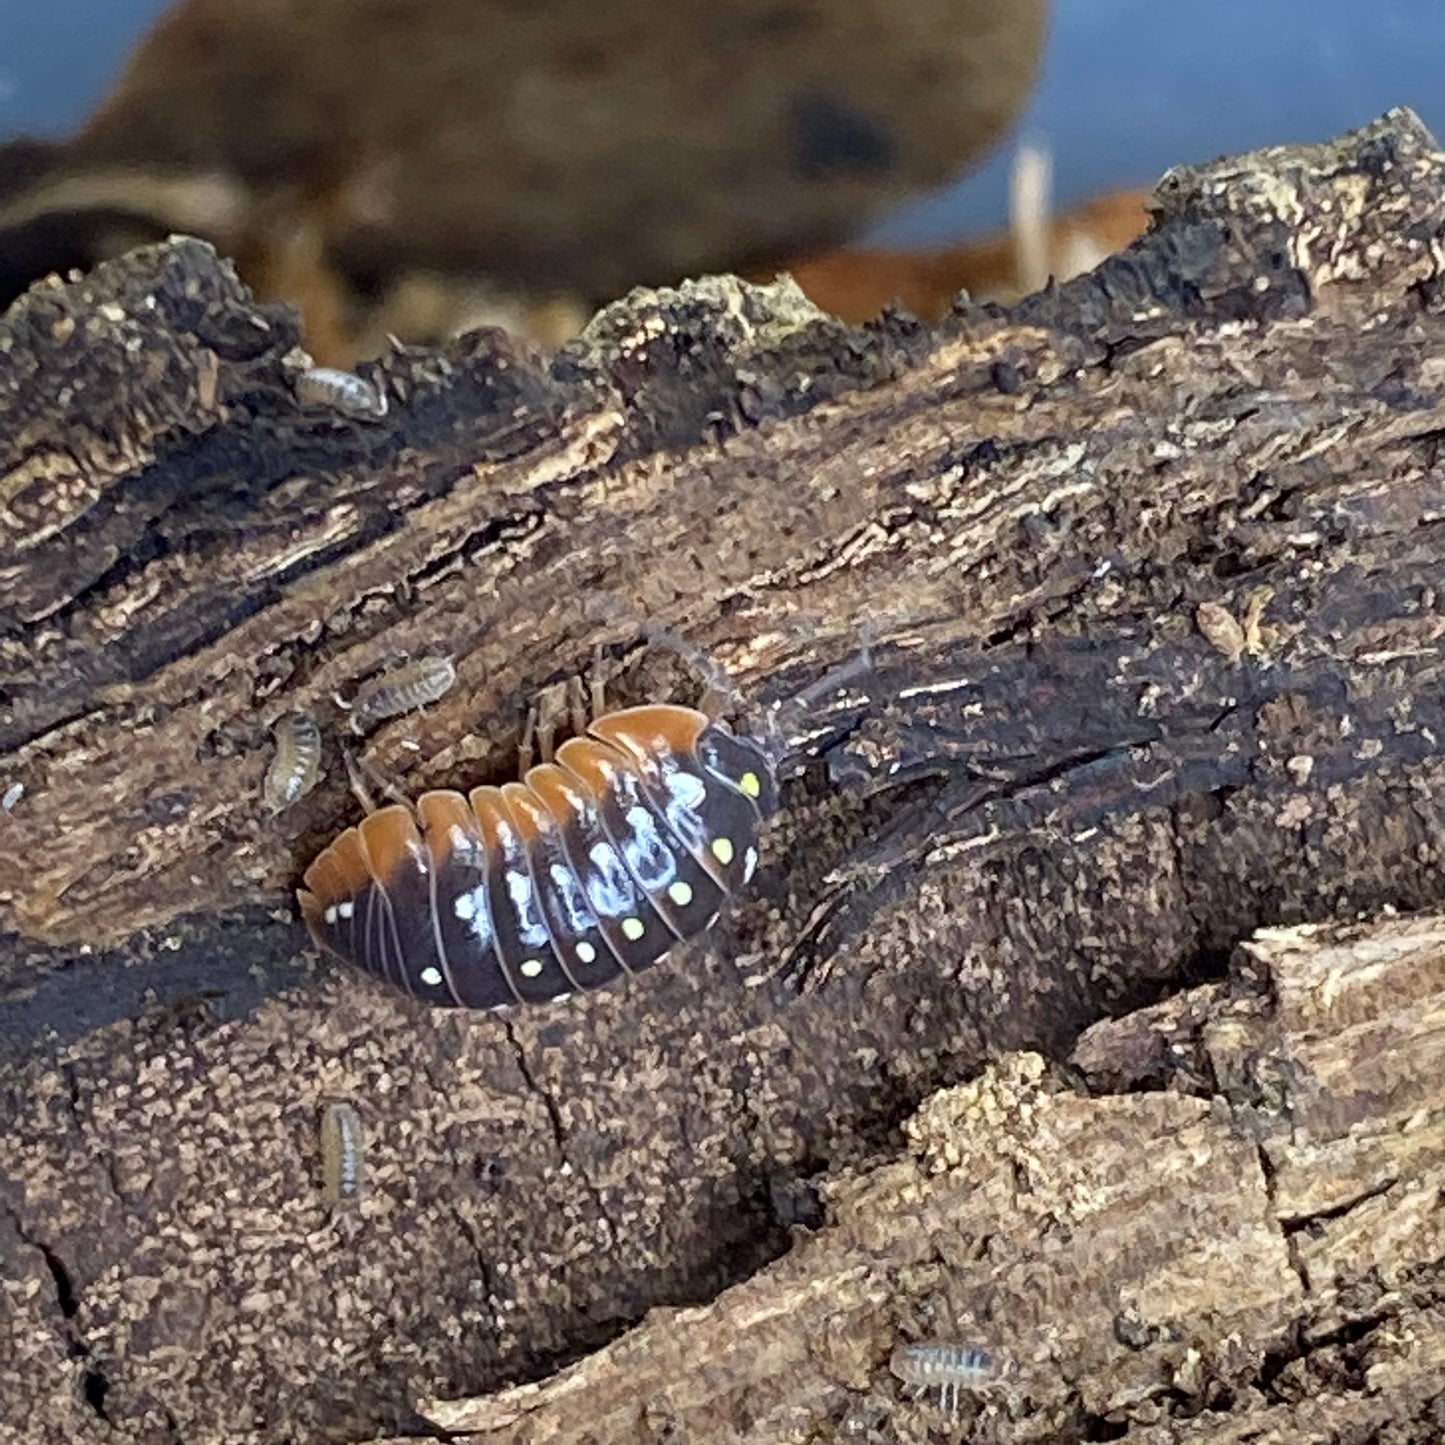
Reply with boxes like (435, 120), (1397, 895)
(319, 1100), (365, 1238)
(889, 1341), (1003, 1413)
(262, 712), (323, 812)
(296, 366), (389, 420)
(345, 655), (457, 735)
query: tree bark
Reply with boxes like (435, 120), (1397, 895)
(416, 911), (1445, 1442)
(2, 108), (1445, 1444)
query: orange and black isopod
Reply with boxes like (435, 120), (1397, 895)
(298, 704), (781, 1008)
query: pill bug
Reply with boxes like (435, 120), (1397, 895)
(346, 656), (458, 736)
(263, 711), (323, 812)
(889, 1342), (1002, 1412)
(300, 703), (776, 1008)
(298, 639), (871, 1010)
(296, 365), (389, 420)
(319, 1100), (364, 1236)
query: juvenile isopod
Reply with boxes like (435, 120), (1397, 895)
(296, 365), (389, 420)
(889, 1341), (1002, 1412)
(263, 712), (323, 812)
(345, 655), (457, 735)
(319, 1100), (364, 1237)
(1, 781), (23, 811)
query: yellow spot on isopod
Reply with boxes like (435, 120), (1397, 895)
(668, 880), (694, 907)
(576, 941), (597, 964)
(520, 958), (544, 978)
(739, 771), (762, 799)
(711, 837), (735, 866)
(622, 917), (645, 941)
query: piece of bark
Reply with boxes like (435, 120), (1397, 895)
(2, 108), (1445, 1444)
(415, 911), (1445, 1441)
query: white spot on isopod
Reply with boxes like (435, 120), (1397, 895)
(453, 884), (494, 945)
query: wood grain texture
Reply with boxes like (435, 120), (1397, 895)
(416, 911), (1445, 1442)
(1, 109), (1445, 1444)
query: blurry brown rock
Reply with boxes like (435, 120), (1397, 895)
(0, 0), (1047, 364)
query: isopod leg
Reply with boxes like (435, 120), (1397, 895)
(343, 748), (411, 813)
(517, 703), (559, 772)
(520, 648), (605, 774)
(344, 748), (378, 814)
(588, 645), (607, 722)
(517, 706), (537, 778)
(566, 675), (589, 742)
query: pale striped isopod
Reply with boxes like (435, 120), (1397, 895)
(346, 656), (457, 735)
(263, 712), (323, 812)
(889, 1341), (1002, 1412)
(296, 366), (389, 420)
(319, 1101), (364, 1237)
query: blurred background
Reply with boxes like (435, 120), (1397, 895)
(2, 0), (1442, 364)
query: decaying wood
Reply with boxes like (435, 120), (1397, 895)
(1, 108), (1445, 1444)
(411, 911), (1445, 1442)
